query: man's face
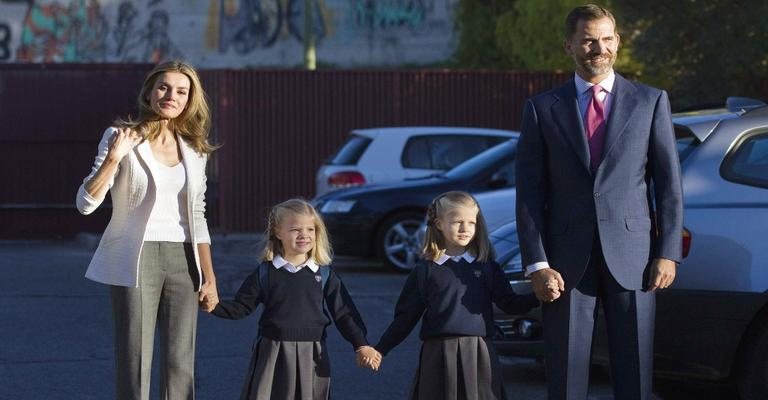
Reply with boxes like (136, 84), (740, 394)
(564, 16), (620, 80)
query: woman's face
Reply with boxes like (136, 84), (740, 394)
(148, 71), (190, 120)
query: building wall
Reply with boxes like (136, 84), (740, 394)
(0, 0), (459, 67)
(0, 64), (569, 238)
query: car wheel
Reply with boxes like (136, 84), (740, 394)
(737, 320), (768, 399)
(376, 212), (424, 272)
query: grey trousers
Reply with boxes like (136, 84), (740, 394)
(543, 236), (655, 400)
(110, 242), (199, 400)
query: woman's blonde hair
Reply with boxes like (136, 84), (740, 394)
(261, 199), (333, 265)
(115, 60), (216, 155)
(422, 191), (495, 263)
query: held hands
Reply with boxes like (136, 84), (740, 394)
(199, 280), (219, 312)
(646, 258), (677, 291)
(356, 346), (382, 371)
(107, 127), (142, 163)
(530, 268), (565, 303)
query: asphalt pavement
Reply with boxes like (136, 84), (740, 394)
(0, 238), (736, 399)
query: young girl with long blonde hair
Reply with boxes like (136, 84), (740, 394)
(204, 199), (380, 400)
(374, 191), (539, 399)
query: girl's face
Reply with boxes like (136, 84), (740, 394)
(275, 212), (316, 260)
(148, 71), (190, 120)
(435, 205), (477, 254)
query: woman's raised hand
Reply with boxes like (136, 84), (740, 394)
(107, 127), (143, 163)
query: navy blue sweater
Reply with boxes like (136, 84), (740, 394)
(212, 262), (368, 349)
(375, 258), (539, 356)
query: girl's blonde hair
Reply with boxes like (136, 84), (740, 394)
(262, 199), (333, 265)
(422, 191), (495, 263)
(115, 60), (217, 155)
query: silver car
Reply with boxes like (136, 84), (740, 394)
(491, 98), (768, 399)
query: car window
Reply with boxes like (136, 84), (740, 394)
(490, 161), (516, 188)
(402, 137), (431, 169)
(326, 135), (372, 165)
(402, 135), (508, 170)
(721, 132), (768, 188)
(445, 139), (517, 180)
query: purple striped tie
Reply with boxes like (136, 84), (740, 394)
(586, 85), (606, 171)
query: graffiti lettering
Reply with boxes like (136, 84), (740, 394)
(0, 0), (456, 66)
(16, 0), (108, 62)
(115, 7), (182, 63)
(212, 0), (329, 54)
(357, 0), (424, 30)
(0, 23), (10, 61)
(217, 0), (282, 53)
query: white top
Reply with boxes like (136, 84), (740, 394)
(76, 127), (211, 289)
(272, 255), (319, 273)
(143, 158), (191, 242)
(435, 251), (476, 265)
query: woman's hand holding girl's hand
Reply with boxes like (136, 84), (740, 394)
(356, 346), (382, 371)
(198, 280), (219, 312)
(107, 127), (142, 163)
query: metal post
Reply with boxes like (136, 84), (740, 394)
(304, 0), (317, 70)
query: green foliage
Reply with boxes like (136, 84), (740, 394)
(494, 0), (581, 71)
(454, 0), (640, 73)
(613, 0), (768, 109)
(453, 0), (768, 109)
(451, 0), (518, 68)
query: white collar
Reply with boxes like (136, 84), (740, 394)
(574, 70), (615, 95)
(272, 255), (319, 272)
(435, 251), (476, 265)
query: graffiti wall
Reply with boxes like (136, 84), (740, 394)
(0, 0), (458, 66)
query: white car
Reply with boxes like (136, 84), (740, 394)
(315, 127), (517, 196)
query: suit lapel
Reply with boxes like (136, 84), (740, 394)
(135, 140), (159, 184)
(178, 135), (200, 196)
(600, 74), (638, 168)
(551, 80), (591, 172)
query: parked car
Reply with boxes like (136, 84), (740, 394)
(490, 99), (768, 399)
(315, 127), (517, 196)
(313, 138), (518, 271)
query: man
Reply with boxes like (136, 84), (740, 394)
(515, 4), (683, 400)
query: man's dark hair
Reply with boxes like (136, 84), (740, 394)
(564, 4), (616, 39)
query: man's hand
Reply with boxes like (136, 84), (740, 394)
(646, 258), (676, 291)
(530, 268), (564, 302)
(356, 346), (382, 371)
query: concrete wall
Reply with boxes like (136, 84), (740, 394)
(0, 0), (458, 67)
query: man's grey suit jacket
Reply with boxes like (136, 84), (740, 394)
(515, 73), (683, 290)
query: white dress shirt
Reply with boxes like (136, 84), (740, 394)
(272, 255), (320, 273)
(435, 251), (476, 265)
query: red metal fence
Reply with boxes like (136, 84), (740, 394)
(0, 65), (569, 238)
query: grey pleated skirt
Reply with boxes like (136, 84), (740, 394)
(240, 337), (331, 400)
(410, 336), (507, 400)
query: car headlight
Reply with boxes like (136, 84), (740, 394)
(320, 200), (356, 213)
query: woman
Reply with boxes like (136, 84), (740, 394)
(76, 61), (218, 400)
